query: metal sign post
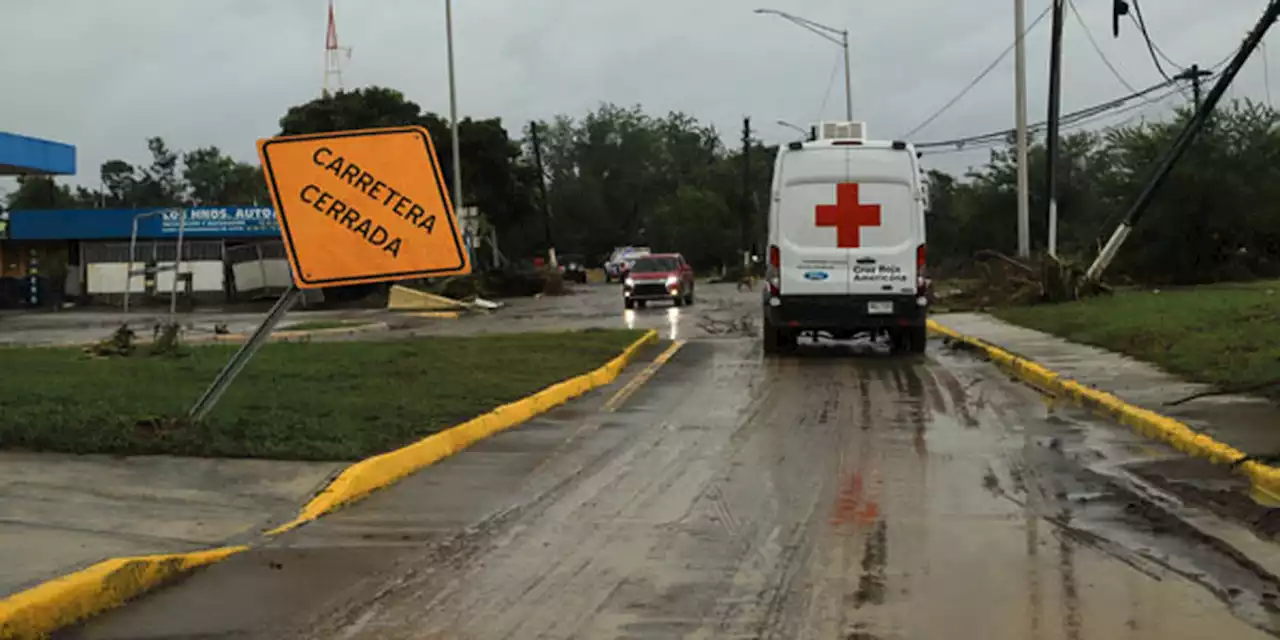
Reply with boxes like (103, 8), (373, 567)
(169, 209), (187, 323)
(188, 285), (300, 422)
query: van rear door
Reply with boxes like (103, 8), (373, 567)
(842, 148), (920, 297)
(777, 148), (854, 295)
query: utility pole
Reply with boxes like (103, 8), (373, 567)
(529, 121), (557, 268)
(1044, 0), (1067, 258)
(1014, 0), (1031, 258)
(741, 117), (752, 269)
(1175, 64), (1213, 108)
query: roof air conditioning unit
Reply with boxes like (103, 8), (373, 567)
(815, 121), (867, 141)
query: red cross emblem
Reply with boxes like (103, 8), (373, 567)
(815, 183), (881, 248)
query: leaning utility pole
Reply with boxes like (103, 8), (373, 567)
(1014, 0), (1031, 258)
(741, 117), (752, 269)
(529, 121), (557, 269)
(1044, 0), (1067, 258)
(1086, 0), (1280, 282)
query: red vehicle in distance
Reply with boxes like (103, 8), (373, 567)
(622, 253), (695, 309)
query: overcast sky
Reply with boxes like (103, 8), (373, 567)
(1, 0), (1275, 194)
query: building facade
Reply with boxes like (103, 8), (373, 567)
(1, 206), (291, 307)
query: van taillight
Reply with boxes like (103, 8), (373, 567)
(916, 244), (929, 296)
(767, 245), (781, 296)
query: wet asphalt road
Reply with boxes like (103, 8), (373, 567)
(70, 285), (1280, 639)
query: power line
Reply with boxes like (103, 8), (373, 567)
(815, 48), (843, 122)
(901, 3), (1053, 139)
(918, 86), (1185, 157)
(1130, 0), (1180, 81)
(916, 79), (1177, 148)
(1066, 0), (1149, 99)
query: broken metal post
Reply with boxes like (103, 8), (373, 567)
(188, 285), (300, 422)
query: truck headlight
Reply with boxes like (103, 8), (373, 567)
(624, 277), (635, 288)
(665, 275), (678, 287)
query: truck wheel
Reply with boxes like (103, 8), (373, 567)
(685, 289), (695, 306)
(673, 294), (684, 308)
(624, 298), (635, 310)
(908, 325), (928, 354)
(888, 328), (908, 354)
(763, 318), (780, 355)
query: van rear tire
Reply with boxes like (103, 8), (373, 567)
(908, 325), (928, 354)
(890, 326), (928, 355)
(764, 319), (794, 355)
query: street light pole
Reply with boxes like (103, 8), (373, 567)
(755, 9), (853, 120)
(445, 0), (463, 214)
(841, 30), (853, 121)
(776, 120), (809, 137)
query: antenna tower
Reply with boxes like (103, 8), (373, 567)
(323, 0), (352, 96)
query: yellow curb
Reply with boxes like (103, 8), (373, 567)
(0, 546), (246, 640)
(0, 329), (658, 638)
(265, 328), (660, 535)
(928, 320), (1280, 505)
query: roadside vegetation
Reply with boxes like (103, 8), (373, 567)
(0, 330), (644, 460)
(996, 282), (1280, 394)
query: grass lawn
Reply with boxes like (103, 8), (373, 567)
(0, 329), (645, 460)
(994, 281), (1280, 392)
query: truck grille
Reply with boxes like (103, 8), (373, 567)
(631, 282), (669, 297)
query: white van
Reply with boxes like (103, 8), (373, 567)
(762, 125), (929, 354)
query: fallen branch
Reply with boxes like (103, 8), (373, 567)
(1164, 378), (1280, 406)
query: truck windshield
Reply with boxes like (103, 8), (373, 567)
(630, 257), (679, 272)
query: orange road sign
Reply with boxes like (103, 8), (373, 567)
(257, 125), (470, 289)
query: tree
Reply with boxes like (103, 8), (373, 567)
(182, 147), (268, 205)
(100, 160), (136, 207)
(3, 175), (86, 210)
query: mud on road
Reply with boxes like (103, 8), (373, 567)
(72, 332), (1280, 639)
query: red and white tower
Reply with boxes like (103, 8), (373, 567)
(323, 0), (352, 96)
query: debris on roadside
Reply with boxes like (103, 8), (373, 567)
(83, 323), (187, 358)
(386, 285), (505, 315)
(934, 251), (1112, 312)
(697, 314), (757, 337)
(84, 324), (137, 358)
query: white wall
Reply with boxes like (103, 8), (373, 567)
(231, 259), (290, 292)
(87, 261), (222, 295)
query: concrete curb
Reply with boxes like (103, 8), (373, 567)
(928, 319), (1280, 504)
(0, 328), (658, 638)
(0, 546), (245, 640)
